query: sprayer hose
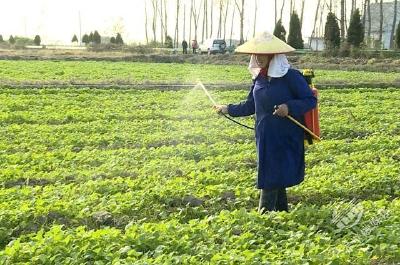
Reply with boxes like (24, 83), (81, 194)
(221, 113), (254, 130)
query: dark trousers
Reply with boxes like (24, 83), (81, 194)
(258, 188), (288, 213)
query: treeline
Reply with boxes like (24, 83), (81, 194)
(71, 31), (124, 45)
(274, 8), (400, 56)
(0, 35), (42, 46)
(143, 0), (400, 51)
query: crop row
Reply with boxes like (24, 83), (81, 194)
(0, 60), (399, 85)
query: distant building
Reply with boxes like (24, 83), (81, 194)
(308, 37), (325, 51)
(365, 1), (400, 49)
(101, 36), (112, 44)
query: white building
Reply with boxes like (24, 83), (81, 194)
(308, 37), (325, 51)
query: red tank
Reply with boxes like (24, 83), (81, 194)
(304, 86), (320, 139)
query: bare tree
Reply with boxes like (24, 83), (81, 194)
(202, 0), (207, 42)
(151, 0), (158, 42)
(230, 3), (236, 46)
(159, 0), (164, 44)
(145, 0), (149, 44)
(290, 0), (293, 14)
(310, 0), (322, 46)
(189, 1), (193, 41)
(209, 0), (214, 38)
(390, 0), (398, 48)
(318, 0), (326, 37)
(378, 0), (383, 45)
(280, 0), (285, 20)
(217, 0), (223, 37)
(253, 0), (258, 37)
(192, 0), (203, 41)
(174, 0), (180, 47)
(183, 3), (187, 40)
(164, 0), (168, 40)
(340, 0), (345, 41)
(205, 0), (208, 38)
(234, 0), (245, 44)
(300, 0), (306, 28)
(367, 0), (371, 39)
(362, 0), (367, 28)
(351, 0), (355, 15)
(223, 0), (230, 39)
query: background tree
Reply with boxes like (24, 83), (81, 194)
(191, 0), (202, 42)
(151, 0), (158, 43)
(89, 32), (94, 43)
(367, 0), (371, 40)
(347, 8), (364, 47)
(110, 36), (116, 44)
(9, 35), (15, 44)
(82, 34), (89, 45)
(145, 1), (149, 44)
(288, 11), (304, 49)
(253, 0), (258, 37)
(93, 30), (101, 44)
(234, 0), (244, 44)
(165, 35), (173, 48)
(201, 0), (206, 42)
(72, 34), (78, 43)
(390, 0), (398, 49)
(34, 35), (41, 46)
(340, 0), (345, 41)
(209, 0), (214, 38)
(273, 19), (287, 42)
(300, 0), (306, 28)
(223, 0), (229, 39)
(174, 0), (180, 47)
(378, 0), (383, 45)
(310, 0), (321, 44)
(0, 35), (3, 42)
(324, 12), (341, 50)
(396, 20), (400, 49)
(115, 33), (124, 45)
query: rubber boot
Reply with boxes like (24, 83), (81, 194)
(258, 189), (278, 214)
(276, 188), (289, 212)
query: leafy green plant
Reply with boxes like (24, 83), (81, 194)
(0, 87), (399, 263)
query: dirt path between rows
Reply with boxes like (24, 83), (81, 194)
(1, 81), (399, 89)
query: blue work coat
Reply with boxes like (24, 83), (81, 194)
(228, 69), (317, 189)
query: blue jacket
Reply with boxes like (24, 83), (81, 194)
(228, 69), (317, 189)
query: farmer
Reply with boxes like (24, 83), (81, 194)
(191, 39), (198, 54)
(213, 32), (317, 213)
(182, 40), (188, 54)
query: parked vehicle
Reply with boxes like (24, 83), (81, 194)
(198, 39), (227, 54)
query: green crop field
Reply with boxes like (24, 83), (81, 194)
(0, 60), (399, 86)
(0, 85), (399, 264)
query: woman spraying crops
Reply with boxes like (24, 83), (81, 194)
(213, 32), (317, 213)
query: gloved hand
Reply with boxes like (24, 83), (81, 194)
(213, 105), (228, 114)
(273, 104), (289, 117)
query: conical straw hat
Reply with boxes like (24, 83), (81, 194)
(235, 31), (295, 54)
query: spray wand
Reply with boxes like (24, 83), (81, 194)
(198, 82), (254, 130)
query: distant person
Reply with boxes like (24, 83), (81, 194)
(182, 40), (188, 54)
(213, 32), (317, 213)
(191, 39), (198, 54)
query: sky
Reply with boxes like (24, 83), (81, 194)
(0, 0), (366, 45)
